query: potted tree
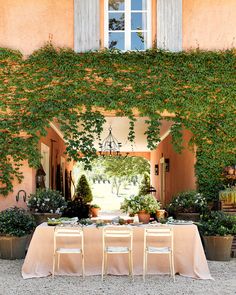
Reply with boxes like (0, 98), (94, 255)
(27, 188), (67, 225)
(63, 174), (93, 219)
(198, 211), (236, 261)
(167, 191), (208, 221)
(0, 207), (36, 259)
(120, 194), (161, 224)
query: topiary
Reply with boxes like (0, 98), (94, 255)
(75, 175), (93, 204)
(138, 173), (150, 196)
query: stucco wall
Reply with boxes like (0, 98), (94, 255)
(0, 161), (35, 211)
(150, 129), (196, 205)
(0, 127), (73, 211)
(183, 0), (236, 50)
(0, 0), (73, 55)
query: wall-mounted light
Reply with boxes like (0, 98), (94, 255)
(165, 159), (170, 172)
(155, 164), (159, 175)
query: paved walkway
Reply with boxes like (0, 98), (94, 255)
(0, 259), (235, 295)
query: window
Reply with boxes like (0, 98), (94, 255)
(104, 0), (152, 51)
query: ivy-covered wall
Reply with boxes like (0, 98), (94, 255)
(0, 46), (235, 200)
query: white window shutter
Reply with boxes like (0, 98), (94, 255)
(74, 0), (100, 52)
(157, 0), (182, 52)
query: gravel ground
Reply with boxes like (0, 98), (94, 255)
(0, 259), (235, 295)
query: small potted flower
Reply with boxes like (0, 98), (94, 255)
(120, 194), (160, 224)
(0, 207), (36, 259)
(27, 189), (67, 225)
(167, 191), (208, 221)
(90, 204), (101, 217)
(198, 211), (236, 261)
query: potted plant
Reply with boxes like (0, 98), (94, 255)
(90, 204), (101, 217)
(27, 188), (67, 225)
(0, 207), (36, 259)
(63, 175), (93, 219)
(120, 194), (160, 223)
(197, 211), (236, 261)
(167, 191), (208, 221)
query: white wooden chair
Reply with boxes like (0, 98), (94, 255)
(143, 227), (175, 282)
(52, 226), (84, 278)
(102, 227), (133, 281)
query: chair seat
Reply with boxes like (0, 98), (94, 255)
(146, 246), (170, 254)
(56, 248), (82, 254)
(106, 246), (130, 253)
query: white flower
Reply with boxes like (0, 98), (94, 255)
(50, 209), (53, 213)
(35, 208), (38, 212)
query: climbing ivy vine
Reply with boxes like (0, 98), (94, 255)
(0, 45), (235, 199)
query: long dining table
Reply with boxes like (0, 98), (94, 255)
(22, 223), (212, 280)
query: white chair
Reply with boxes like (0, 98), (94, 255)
(102, 227), (133, 281)
(143, 227), (175, 282)
(52, 226), (84, 278)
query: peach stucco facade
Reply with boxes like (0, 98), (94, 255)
(0, 0), (235, 55)
(150, 130), (196, 205)
(1, 1), (235, 209)
(183, 0), (236, 50)
(0, 0), (73, 55)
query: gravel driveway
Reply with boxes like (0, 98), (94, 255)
(0, 259), (235, 295)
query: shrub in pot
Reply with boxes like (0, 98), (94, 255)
(27, 189), (67, 225)
(120, 194), (160, 223)
(0, 207), (36, 259)
(167, 191), (208, 221)
(63, 175), (93, 219)
(198, 211), (236, 261)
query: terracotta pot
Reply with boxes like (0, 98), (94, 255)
(138, 211), (150, 224)
(176, 212), (200, 222)
(203, 235), (234, 261)
(0, 235), (30, 259)
(156, 209), (168, 220)
(90, 207), (100, 218)
(31, 212), (62, 225)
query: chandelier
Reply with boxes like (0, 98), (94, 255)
(99, 126), (123, 156)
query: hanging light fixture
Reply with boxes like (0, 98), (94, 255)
(99, 126), (127, 157)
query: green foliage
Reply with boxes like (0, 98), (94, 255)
(167, 191), (208, 215)
(0, 45), (235, 200)
(198, 211), (236, 236)
(120, 194), (161, 214)
(138, 173), (150, 196)
(76, 174), (93, 204)
(27, 188), (67, 213)
(0, 207), (36, 237)
(90, 204), (100, 209)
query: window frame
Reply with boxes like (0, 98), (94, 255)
(104, 0), (152, 51)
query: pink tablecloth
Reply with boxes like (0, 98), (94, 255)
(22, 223), (212, 279)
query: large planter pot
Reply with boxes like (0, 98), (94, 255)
(0, 235), (30, 259)
(176, 212), (200, 222)
(203, 235), (234, 261)
(138, 211), (150, 224)
(31, 212), (61, 225)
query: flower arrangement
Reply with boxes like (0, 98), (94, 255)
(0, 207), (36, 237)
(167, 191), (208, 215)
(27, 189), (67, 213)
(198, 211), (236, 236)
(120, 194), (161, 215)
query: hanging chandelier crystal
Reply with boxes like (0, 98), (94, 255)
(99, 126), (123, 156)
